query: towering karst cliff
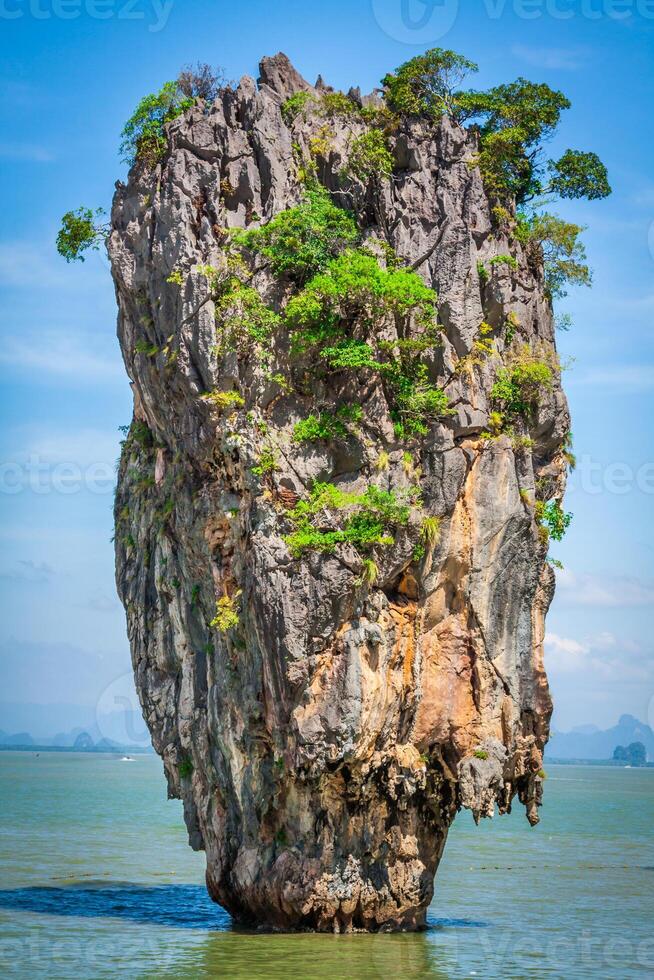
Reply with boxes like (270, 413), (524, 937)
(110, 53), (568, 932)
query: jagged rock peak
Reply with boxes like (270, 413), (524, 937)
(258, 51), (314, 99)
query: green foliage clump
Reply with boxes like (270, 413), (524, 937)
(458, 78), (611, 208)
(285, 246), (448, 435)
(547, 149), (611, 201)
(178, 758), (194, 778)
(388, 362), (451, 436)
(535, 500), (572, 543)
(561, 431), (577, 471)
(421, 515), (441, 546)
(491, 345), (555, 419)
(203, 389), (245, 411)
(290, 250), (447, 434)
(281, 90), (315, 124)
(198, 258), (280, 354)
(120, 80), (194, 166)
(515, 212), (591, 299)
(293, 404), (362, 443)
(210, 592), (241, 632)
(381, 48), (478, 118)
(459, 78), (572, 203)
(489, 254), (518, 270)
(284, 482), (418, 558)
(357, 557), (378, 586)
(251, 446), (278, 477)
(56, 207), (107, 262)
(234, 187), (360, 283)
(320, 91), (361, 120)
(321, 339), (379, 371)
(473, 750), (489, 761)
(346, 130), (393, 181)
(286, 249), (437, 347)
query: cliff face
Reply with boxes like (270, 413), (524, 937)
(110, 54), (568, 932)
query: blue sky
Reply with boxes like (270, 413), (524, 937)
(0, 0), (653, 736)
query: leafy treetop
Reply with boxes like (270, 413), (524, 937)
(381, 49), (611, 208)
(382, 48), (478, 118)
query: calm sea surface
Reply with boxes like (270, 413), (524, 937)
(0, 752), (652, 979)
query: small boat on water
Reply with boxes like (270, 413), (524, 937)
(120, 756), (135, 762)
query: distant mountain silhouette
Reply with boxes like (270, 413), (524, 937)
(73, 731), (94, 749)
(546, 715), (654, 761)
(0, 730), (34, 746)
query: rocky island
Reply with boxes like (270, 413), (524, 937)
(57, 50), (609, 931)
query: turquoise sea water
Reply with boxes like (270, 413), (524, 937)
(0, 753), (652, 979)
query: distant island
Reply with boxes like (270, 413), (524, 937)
(545, 714), (653, 764)
(0, 727), (153, 754)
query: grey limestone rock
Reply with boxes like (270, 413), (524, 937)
(110, 52), (567, 932)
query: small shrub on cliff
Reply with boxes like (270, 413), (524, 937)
(489, 254), (518, 270)
(284, 482), (418, 557)
(210, 592), (241, 632)
(286, 249), (437, 348)
(491, 345), (556, 419)
(515, 212), (591, 300)
(421, 515), (441, 546)
(357, 557), (378, 587)
(234, 187), (360, 283)
(120, 81), (194, 166)
(281, 91), (315, 125)
(198, 258), (280, 355)
(177, 62), (225, 102)
(293, 404), (362, 443)
(345, 130), (393, 181)
(56, 207), (107, 262)
(251, 446), (278, 477)
(320, 91), (361, 120)
(178, 758), (194, 778)
(535, 499), (572, 543)
(203, 390), (245, 411)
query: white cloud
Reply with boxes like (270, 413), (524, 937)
(545, 630), (650, 683)
(557, 569), (654, 607)
(0, 143), (53, 162)
(511, 44), (590, 70)
(545, 632), (590, 672)
(0, 329), (123, 383)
